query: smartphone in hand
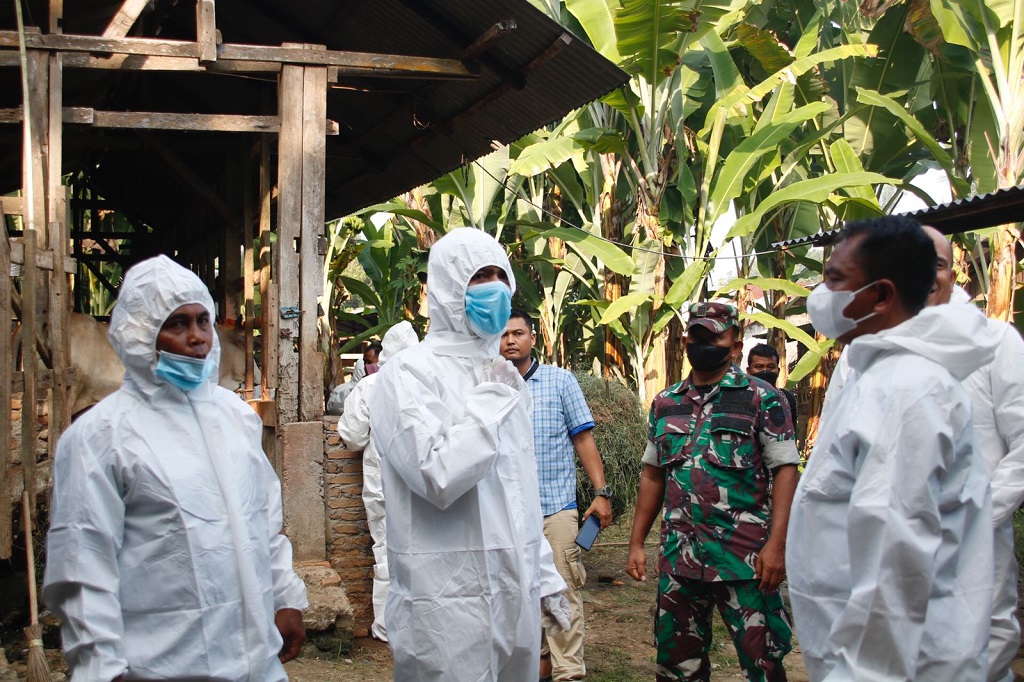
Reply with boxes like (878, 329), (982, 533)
(574, 514), (601, 551)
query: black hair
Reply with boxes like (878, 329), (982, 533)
(747, 344), (779, 365)
(365, 342), (383, 355)
(840, 216), (936, 314)
(508, 309), (535, 331)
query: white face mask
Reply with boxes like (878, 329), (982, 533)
(807, 281), (879, 339)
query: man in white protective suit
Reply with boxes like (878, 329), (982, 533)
(786, 216), (997, 681)
(368, 227), (570, 681)
(336, 320), (420, 643)
(44, 255), (309, 681)
(921, 225), (1024, 682)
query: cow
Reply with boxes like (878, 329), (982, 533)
(69, 313), (259, 417)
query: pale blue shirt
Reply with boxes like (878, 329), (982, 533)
(524, 360), (595, 516)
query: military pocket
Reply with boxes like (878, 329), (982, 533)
(705, 415), (756, 469)
(655, 414), (695, 466)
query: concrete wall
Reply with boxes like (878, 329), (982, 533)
(322, 416), (374, 636)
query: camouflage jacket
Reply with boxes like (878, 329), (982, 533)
(648, 364), (796, 581)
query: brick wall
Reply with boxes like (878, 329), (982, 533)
(323, 416), (373, 637)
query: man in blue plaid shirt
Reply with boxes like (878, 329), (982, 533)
(502, 310), (613, 682)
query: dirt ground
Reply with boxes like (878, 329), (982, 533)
(287, 519), (810, 682)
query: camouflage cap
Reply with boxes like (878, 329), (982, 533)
(686, 301), (739, 334)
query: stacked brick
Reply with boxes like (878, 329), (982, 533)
(322, 416), (374, 637)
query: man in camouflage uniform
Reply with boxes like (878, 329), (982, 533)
(626, 301), (800, 682)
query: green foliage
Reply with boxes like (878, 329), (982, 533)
(574, 371), (647, 519)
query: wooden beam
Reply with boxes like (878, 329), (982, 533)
(219, 43), (475, 78)
(102, 0), (150, 39)
(71, 108), (280, 133)
(196, 0), (217, 63)
(1, 107), (339, 135)
(460, 20), (516, 60)
(0, 210), (12, 558)
(258, 134), (275, 402)
(0, 31), (198, 58)
(0, 32), (477, 78)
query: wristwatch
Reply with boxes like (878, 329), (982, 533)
(594, 485), (613, 499)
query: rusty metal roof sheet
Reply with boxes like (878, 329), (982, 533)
(771, 185), (1024, 249)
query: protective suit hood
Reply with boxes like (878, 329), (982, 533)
(109, 255), (221, 399)
(379, 320), (419, 364)
(846, 302), (996, 382)
(425, 228), (515, 358)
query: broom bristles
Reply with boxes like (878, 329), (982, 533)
(24, 622), (51, 681)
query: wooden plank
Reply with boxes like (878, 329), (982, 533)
(258, 135), (275, 401)
(102, 0), (150, 39)
(6, 460), (52, 501)
(9, 239), (75, 272)
(11, 368), (78, 394)
(196, 0), (217, 63)
(0, 196), (23, 215)
(275, 60), (304, 425)
(0, 213), (12, 559)
(299, 64), (327, 421)
(49, 0), (62, 34)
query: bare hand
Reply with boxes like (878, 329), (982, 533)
(754, 539), (785, 592)
(276, 608), (306, 663)
(583, 495), (613, 530)
(626, 544), (648, 582)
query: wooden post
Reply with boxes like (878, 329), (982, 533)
(21, 230), (38, 510)
(275, 59), (303, 425)
(298, 63), (327, 422)
(242, 138), (255, 400)
(47, 50), (70, 452)
(0, 211), (12, 559)
(258, 134), (275, 402)
(195, 0), (217, 64)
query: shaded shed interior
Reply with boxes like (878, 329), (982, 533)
(0, 0), (627, 271)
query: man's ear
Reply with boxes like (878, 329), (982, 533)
(873, 279), (896, 310)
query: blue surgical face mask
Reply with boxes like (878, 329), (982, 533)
(465, 280), (512, 337)
(156, 350), (214, 391)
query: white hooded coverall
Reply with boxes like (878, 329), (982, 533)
(336, 320), (419, 642)
(368, 228), (566, 681)
(950, 290), (1024, 682)
(787, 304), (998, 681)
(43, 255), (308, 681)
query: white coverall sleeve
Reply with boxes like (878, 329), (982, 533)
(371, 366), (522, 510)
(336, 380), (372, 451)
(260, 449), (309, 611)
(988, 327), (1024, 526)
(823, 391), (977, 681)
(42, 429), (129, 681)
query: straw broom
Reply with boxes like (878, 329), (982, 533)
(22, 491), (51, 682)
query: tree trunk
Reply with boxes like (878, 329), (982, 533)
(638, 192), (667, 403)
(768, 242), (789, 383)
(804, 339), (841, 455)
(600, 154), (626, 379)
(986, 224), (1019, 322)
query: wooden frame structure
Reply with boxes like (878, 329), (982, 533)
(0, 0), (627, 560)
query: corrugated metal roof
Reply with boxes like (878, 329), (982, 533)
(771, 185), (1024, 249)
(0, 0), (628, 226)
